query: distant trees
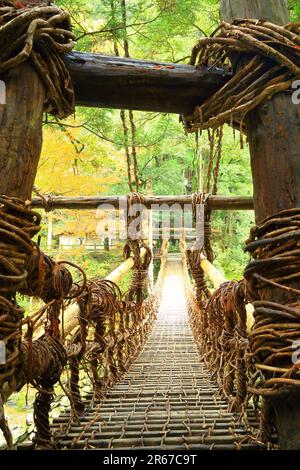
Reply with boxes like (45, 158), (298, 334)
(41, 0), (257, 278)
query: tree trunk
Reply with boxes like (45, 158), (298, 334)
(221, 0), (300, 450)
(0, 63), (45, 199)
(0, 1), (48, 200)
(221, 0), (290, 25)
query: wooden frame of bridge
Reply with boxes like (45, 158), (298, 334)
(0, 0), (299, 450)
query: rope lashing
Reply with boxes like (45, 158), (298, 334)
(185, 271), (249, 413)
(68, 279), (123, 412)
(196, 192), (214, 263)
(124, 193), (152, 305)
(0, 197), (41, 385)
(22, 335), (67, 449)
(0, 2), (75, 118)
(182, 20), (300, 132)
(186, 248), (210, 305)
(244, 208), (300, 397)
(186, 193), (213, 307)
(22, 252), (73, 303)
(0, 196), (41, 447)
(33, 186), (54, 213)
(124, 240), (152, 304)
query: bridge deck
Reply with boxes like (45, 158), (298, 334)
(49, 258), (260, 450)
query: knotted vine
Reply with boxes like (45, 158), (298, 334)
(186, 193), (212, 307)
(0, 1), (75, 118)
(182, 20), (300, 133)
(244, 208), (300, 397)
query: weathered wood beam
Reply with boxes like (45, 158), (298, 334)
(221, 0), (300, 450)
(31, 195), (254, 211)
(221, 0), (290, 24)
(0, 64), (45, 201)
(64, 52), (231, 115)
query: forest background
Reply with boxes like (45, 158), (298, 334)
(35, 0), (300, 281)
(2, 0), (300, 445)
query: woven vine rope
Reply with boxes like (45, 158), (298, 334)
(245, 208), (300, 397)
(64, 194), (155, 422)
(0, 197), (40, 396)
(0, 1), (75, 118)
(186, 193), (212, 307)
(182, 19), (300, 132)
(124, 193), (152, 305)
(0, 196), (41, 448)
(0, 195), (87, 448)
(186, 275), (249, 413)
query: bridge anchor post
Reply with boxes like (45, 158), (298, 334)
(221, 0), (300, 449)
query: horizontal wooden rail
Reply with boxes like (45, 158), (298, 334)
(64, 52), (230, 115)
(200, 258), (228, 290)
(31, 195), (254, 211)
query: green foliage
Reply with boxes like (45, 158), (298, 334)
(38, 0), (279, 281)
(4, 0), (296, 446)
(289, 0), (300, 21)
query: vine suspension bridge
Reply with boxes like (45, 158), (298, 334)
(19, 255), (262, 451)
(1, 0), (300, 452)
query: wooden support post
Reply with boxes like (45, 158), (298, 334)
(221, 0), (300, 449)
(0, 1), (49, 200)
(0, 62), (45, 200)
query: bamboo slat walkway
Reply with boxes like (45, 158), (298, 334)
(46, 257), (261, 450)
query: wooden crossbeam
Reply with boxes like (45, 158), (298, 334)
(64, 52), (231, 115)
(31, 195), (254, 211)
